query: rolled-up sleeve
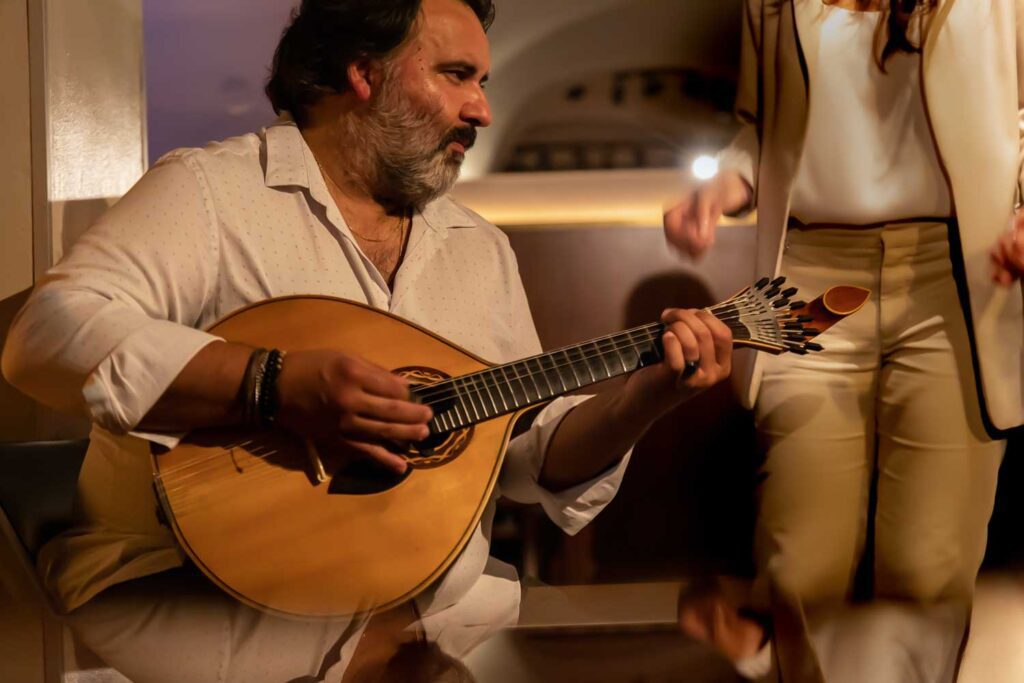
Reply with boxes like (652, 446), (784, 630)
(492, 241), (632, 536)
(1, 153), (221, 433)
(717, 0), (761, 215)
(499, 396), (633, 536)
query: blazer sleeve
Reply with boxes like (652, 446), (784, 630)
(1016, 0), (1024, 204)
(717, 0), (762, 214)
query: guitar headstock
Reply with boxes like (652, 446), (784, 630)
(711, 277), (869, 356)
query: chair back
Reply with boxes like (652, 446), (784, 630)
(0, 439), (88, 567)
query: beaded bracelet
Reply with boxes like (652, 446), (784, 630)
(240, 348), (270, 426)
(256, 348), (286, 426)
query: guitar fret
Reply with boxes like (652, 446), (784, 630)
(492, 369), (510, 412)
(516, 362), (535, 403)
(532, 356), (554, 398)
(561, 349), (583, 388)
(450, 387), (467, 427)
(470, 376), (488, 420)
(579, 344), (597, 383)
(457, 376), (481, 423)
(479, 371), (500, 417)
(525, 359), (546, 400)
(513, 363), (533, 404)
(499, 365), (520, 410)
(592, 341), (615, 380)
(612, 334), (632, 373)
(625, 329), (645, 367)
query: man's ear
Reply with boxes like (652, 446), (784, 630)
(346, 60), (375, 101)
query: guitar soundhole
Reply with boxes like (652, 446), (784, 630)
(394, 365), (475, 470)
(328, 458), (411, 495)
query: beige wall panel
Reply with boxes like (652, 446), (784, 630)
(0, 0), (35, 302)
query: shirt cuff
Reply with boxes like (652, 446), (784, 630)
(82, 320), (222, 435)
(500, 396), (633, 537)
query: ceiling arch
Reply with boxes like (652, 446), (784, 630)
(465, 0), (743, 177)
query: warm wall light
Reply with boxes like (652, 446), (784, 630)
(691, 154), (719, 181)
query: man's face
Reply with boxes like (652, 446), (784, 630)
(357, 0), (492, 210)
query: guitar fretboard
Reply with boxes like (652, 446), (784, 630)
(410, 323), (666, 434)
(410, 276), (818, 436)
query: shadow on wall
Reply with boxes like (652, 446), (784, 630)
(591, 272), (760, 581)
(534, 271), (760, 585)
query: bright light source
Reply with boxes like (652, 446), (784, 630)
(691, 155), (719, 180)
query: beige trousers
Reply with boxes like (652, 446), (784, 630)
(754, 221), (1005, 606)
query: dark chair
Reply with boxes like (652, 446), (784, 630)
(0, 439), (97, 683)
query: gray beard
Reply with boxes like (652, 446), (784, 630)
(346, 81), (462, 213)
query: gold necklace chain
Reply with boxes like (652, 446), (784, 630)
(315, 156), (409, 243)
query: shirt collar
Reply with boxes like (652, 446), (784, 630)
(262, 115), (479, 233)
(263, 115), (311, 189)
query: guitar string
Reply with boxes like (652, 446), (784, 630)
(155, 328), (679, 485)
(407, 314), (777, 410)
(158, 307), (804, 484)
(410, 296), (798, 405)
(407, 286), (803, 404)
(156, 326), (693, 486)
(156, 317), (799, 487)
(157, 296), (810, 483)
(412, 308), (802, 406)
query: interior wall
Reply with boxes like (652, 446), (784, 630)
(0, 0), (34, 303)
(1, 0), (144, 443)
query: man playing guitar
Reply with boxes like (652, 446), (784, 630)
(2, 1), (733, 680)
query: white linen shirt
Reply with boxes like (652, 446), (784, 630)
(2, 119), (631, 649)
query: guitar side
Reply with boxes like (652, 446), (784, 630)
(153, 297), (525, 618)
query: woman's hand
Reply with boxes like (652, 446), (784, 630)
(990, 208), (1024, 285)
(663, 170), (753, 260)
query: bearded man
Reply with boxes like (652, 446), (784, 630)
(2, 0), (733, 681)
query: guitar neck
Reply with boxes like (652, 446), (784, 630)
(411, 323), (666, 435)
(410, 277), (820, 436)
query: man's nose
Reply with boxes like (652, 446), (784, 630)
(461, 90), (492, 128)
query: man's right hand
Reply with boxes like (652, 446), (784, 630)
(663, 169), (753, 260)
(275, 350), (433, 474)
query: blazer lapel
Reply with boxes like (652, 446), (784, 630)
(922, 0), (953, 66)
(792, 0), (827, 91)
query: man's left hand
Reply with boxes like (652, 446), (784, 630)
(624, 308), (733, 415)
(991, 208), (1024, 285)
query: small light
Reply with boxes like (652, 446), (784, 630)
(691, 155), (719, 180)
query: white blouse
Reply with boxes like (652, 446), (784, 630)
(789, 5), (952, 225)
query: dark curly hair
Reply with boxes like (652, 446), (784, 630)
(266, 0), (495, 127)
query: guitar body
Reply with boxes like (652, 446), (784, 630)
(153, 297), (523, 618)
(151, 283), (867, 620)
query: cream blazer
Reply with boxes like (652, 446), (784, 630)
(722, 0), (1024, 433)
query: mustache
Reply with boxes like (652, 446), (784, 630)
(440, 126), (476, 151)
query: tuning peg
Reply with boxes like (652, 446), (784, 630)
(804, 341), (824, 352)
(788, 300), (806, 309)
(771, 276), (786, 286)
(782, 287), (798, 298)
(755, 277), (770, 289)
(772, 298), (791, 308)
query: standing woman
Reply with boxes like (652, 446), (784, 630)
(665, 0), (1024, 677)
